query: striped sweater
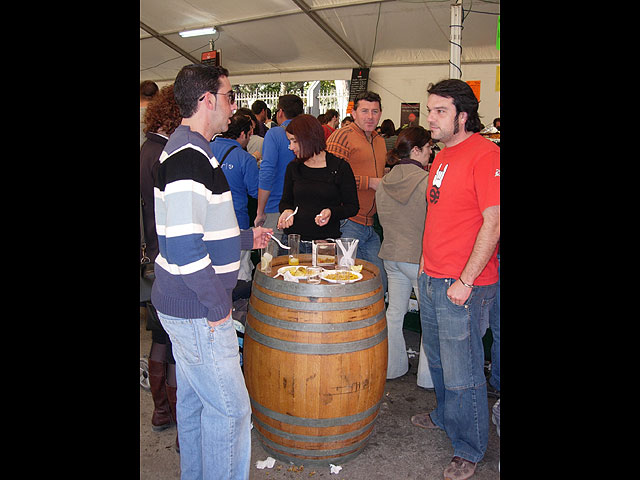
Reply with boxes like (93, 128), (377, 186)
(151, 125), (254, 323)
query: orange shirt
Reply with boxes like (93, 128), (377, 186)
(422, 133), (500, 285)
(326, 123), (387, 226)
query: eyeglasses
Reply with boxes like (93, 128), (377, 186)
(198, 90), (236, 104)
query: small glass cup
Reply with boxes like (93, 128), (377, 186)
(306, 266), (322, 284)
(313, 240), (336, 269)
(288, 234), (300, 265)
(260, 240), (278, 275)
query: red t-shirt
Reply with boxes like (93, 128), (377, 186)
(422, 133), (500, 285)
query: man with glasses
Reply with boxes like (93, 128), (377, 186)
(151, 63), (272, 480)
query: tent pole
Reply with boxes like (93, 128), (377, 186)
(449, 1), (463, 79)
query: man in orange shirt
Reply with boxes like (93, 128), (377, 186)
(411, 79), (500, 480)
(326, 91), (387, 293)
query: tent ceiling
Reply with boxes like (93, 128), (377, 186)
(140, 0), (500, 83)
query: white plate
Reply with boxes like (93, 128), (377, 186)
(319, 270), (363, 283)
(276, 265), (313, 279)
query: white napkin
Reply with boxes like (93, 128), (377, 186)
(283, 270), (299, 282)
(256, 457), (276, 469)
(330, 464), (343, 474)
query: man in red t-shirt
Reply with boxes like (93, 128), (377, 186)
(411, 79), (500, 480)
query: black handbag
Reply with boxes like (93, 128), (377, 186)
(140, 194), (154, 302)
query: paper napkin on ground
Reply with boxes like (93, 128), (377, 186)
(256, 457), (276, 469)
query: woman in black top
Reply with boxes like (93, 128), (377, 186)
(278, 114), (359, 248)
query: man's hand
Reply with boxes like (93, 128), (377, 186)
(208, 309), (232, 330)
(252, 226), (273, 249)
(447, 280), (472, 306)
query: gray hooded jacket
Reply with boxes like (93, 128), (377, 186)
(375, 163), (429, 264)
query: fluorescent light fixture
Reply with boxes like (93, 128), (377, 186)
(179, 27), (217, 38)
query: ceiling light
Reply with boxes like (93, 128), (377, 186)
(179, 27), (217, 38)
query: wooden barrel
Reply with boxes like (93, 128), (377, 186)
(243, 255), (388, 466)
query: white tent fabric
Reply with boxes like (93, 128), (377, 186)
(140, 0), (500, 127)
(141, 0), (499, 81)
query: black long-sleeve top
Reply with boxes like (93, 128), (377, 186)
(279, 152), (359, 241)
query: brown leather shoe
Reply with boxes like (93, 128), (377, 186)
(443, 456), (476, 480)
(410, 412), (441, 429)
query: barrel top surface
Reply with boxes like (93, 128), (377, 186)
(255, 255), (381, 296)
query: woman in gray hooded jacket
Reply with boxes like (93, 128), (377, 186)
(376, 126), (433, 387)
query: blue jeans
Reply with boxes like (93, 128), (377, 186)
(418, 273), (497, 464)
(340, 219), (387, 293)
(157, 312), (251, 480)
(383, 260), (432, 387)
(489, 254), (500, 391)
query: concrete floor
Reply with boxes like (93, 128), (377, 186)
(140, 308), (500, 480)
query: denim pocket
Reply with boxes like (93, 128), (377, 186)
(159, 317), (203, 365)
(478, 289), (496, 336)
(210, 318), (240, 359)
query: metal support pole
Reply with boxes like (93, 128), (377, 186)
(449, 1), (463, 79)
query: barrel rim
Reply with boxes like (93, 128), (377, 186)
(254, 257), (381, 297)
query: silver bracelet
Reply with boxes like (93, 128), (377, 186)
(459, 278), (474, 288)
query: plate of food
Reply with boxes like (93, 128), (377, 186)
(276, 265), (313, 279)
(320, 269), (363, 283)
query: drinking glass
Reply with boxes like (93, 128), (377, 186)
(306, 266), (322, 284)
(260, 240), (278, 275)
(313, 240), (336, 269)
(288, 234), (300, 265)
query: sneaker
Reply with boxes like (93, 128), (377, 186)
(491, 399), (500, 437)
(443, 456), (476, 480)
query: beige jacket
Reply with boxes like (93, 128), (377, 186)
(375, 163), (429, 264)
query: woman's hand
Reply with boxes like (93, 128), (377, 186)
(315, 208), (331, 226)
(277, 209), (295, 230)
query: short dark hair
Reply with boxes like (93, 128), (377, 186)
(277, 94), (304, 120)
(140, 80), (159, 100)
(386, 126), (431, 166)
(236, 107), (258, 127)
(251, 100), (267, 115)
(379, 119), (396, 136)
(353, 91), (382, 111)
(174, 64), (230, 118)
(427, 79), (482, 133)
(222, 112), (252, 140)
(285, 114), (326, 161)
(324, 109), (339, 121)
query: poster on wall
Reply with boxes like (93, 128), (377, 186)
(465, 80), (481, 102)
(346, 68), (369, 114)
(400, 103), (420, 129)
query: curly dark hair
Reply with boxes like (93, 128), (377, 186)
(143, 84), (182, 136)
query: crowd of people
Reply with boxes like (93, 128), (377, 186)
(140, 67), (500, 480)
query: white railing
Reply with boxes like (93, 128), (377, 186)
(235, 89), (349, 120)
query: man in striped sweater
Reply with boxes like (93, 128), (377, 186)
(151, 64), (271, 480)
